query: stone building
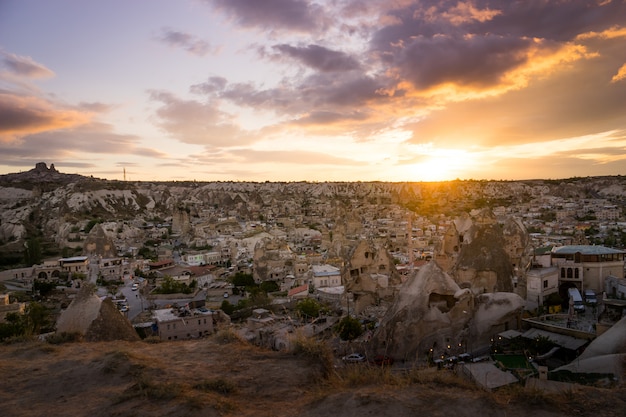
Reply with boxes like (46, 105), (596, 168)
(551, 245), (626, 295)
(343, 240), (402, 313)
(153, 307), (222, 341)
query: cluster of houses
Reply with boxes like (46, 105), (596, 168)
(1, 180), (625, 359)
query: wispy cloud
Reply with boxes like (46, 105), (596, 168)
(156, 28), (214, 56)
(206, 0), (331, 33)
(0, 50), (55, 78)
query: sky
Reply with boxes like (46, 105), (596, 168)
(1, 0), (626, 183)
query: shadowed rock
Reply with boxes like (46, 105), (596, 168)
(55, 283), (139, 342)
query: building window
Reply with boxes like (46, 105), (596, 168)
(543, 280), (548, 288)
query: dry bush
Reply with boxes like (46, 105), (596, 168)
(101, 350), (134, 374)
(193, 377), (238, 395)
(213, 327), (247, 345)
(330, 364), (401, 389)
(118, 375), (183, 402)
(292, 335), (334, 379)
(406, 367), (479, 391)
(142, 335), (161, 344)
(46, 331), (83, 344)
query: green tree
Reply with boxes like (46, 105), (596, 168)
(24, 302), (50, 335)
(0, 312), (25, 341)
(33, 280), (56, 297)
(296, 298), (322, 319)
(153, 276), (193, 294)
(23, 237), (42, 266)
(220, 300), (235, 315)
(231, 272), (255, 288)
(335, 316), (363, 341)
(260, 280), (279, 293)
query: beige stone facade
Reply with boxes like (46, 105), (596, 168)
(154, 308), (215, 341)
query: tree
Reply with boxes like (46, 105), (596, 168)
(0, 312), (25, 341)
(296, 298), (322, 319)
(220, 300), (235, 315)
(23, 237), (42, 266)
(260, 280), (279, 293)
(24, 302), (50, 335)
(33, 280), (56, 297)
(335, 316), (363, 341)
(231, 272), (255, 288)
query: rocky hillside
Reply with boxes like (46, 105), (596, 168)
(1, 163), (625, 266)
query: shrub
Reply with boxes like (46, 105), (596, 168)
(335, 316), (363, 341)
(193, 378), (238, 395)
(46, 332), (83, 344)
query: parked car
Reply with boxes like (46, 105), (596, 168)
(342, 353), (366, 363)
(371, 355), (394, 366)
(584, 289), (597, 305)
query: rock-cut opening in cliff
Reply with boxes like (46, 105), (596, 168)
(428, 292), (457, 313)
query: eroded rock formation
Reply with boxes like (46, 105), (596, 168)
(55, 283), (139, 341)
(370, 211), (528, 359)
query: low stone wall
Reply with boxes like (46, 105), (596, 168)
(147, 288), (201, 300)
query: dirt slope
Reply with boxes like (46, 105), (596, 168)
(0, 335), (624, 417)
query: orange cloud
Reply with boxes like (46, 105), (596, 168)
(0, 93), (92, 142)
(611, 63), (626, 83)
(575, 25), (626, 40)
(442, 2), (502, 25)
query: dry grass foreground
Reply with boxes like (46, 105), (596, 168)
(1, 332), (625, 417)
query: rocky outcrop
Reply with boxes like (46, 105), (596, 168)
(55, 283), (139, 341)
(442, 209), (529, 295)
(369, 261), (473, 361)
(370, 260), (525, 360)
(83, 224), (117, 258)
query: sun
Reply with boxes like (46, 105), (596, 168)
(400, 147), (475, 182)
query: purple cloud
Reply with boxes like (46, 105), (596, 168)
(206, 0), (329, 32)
(369, 0), (626, 90)
(0, 50), (55, 78)
(272, 44), (361, 72)
(157, 28), (212, 56)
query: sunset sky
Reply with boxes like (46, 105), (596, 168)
(1, 0), (626, 182)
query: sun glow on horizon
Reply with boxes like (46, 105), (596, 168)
(399, 146), (476, 182)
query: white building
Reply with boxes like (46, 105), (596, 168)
(526, 267), (559, 311)
(311, 264), (342, 288)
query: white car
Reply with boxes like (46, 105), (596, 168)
(131, 283), (139, 291)
(342, 353), (366, 363)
